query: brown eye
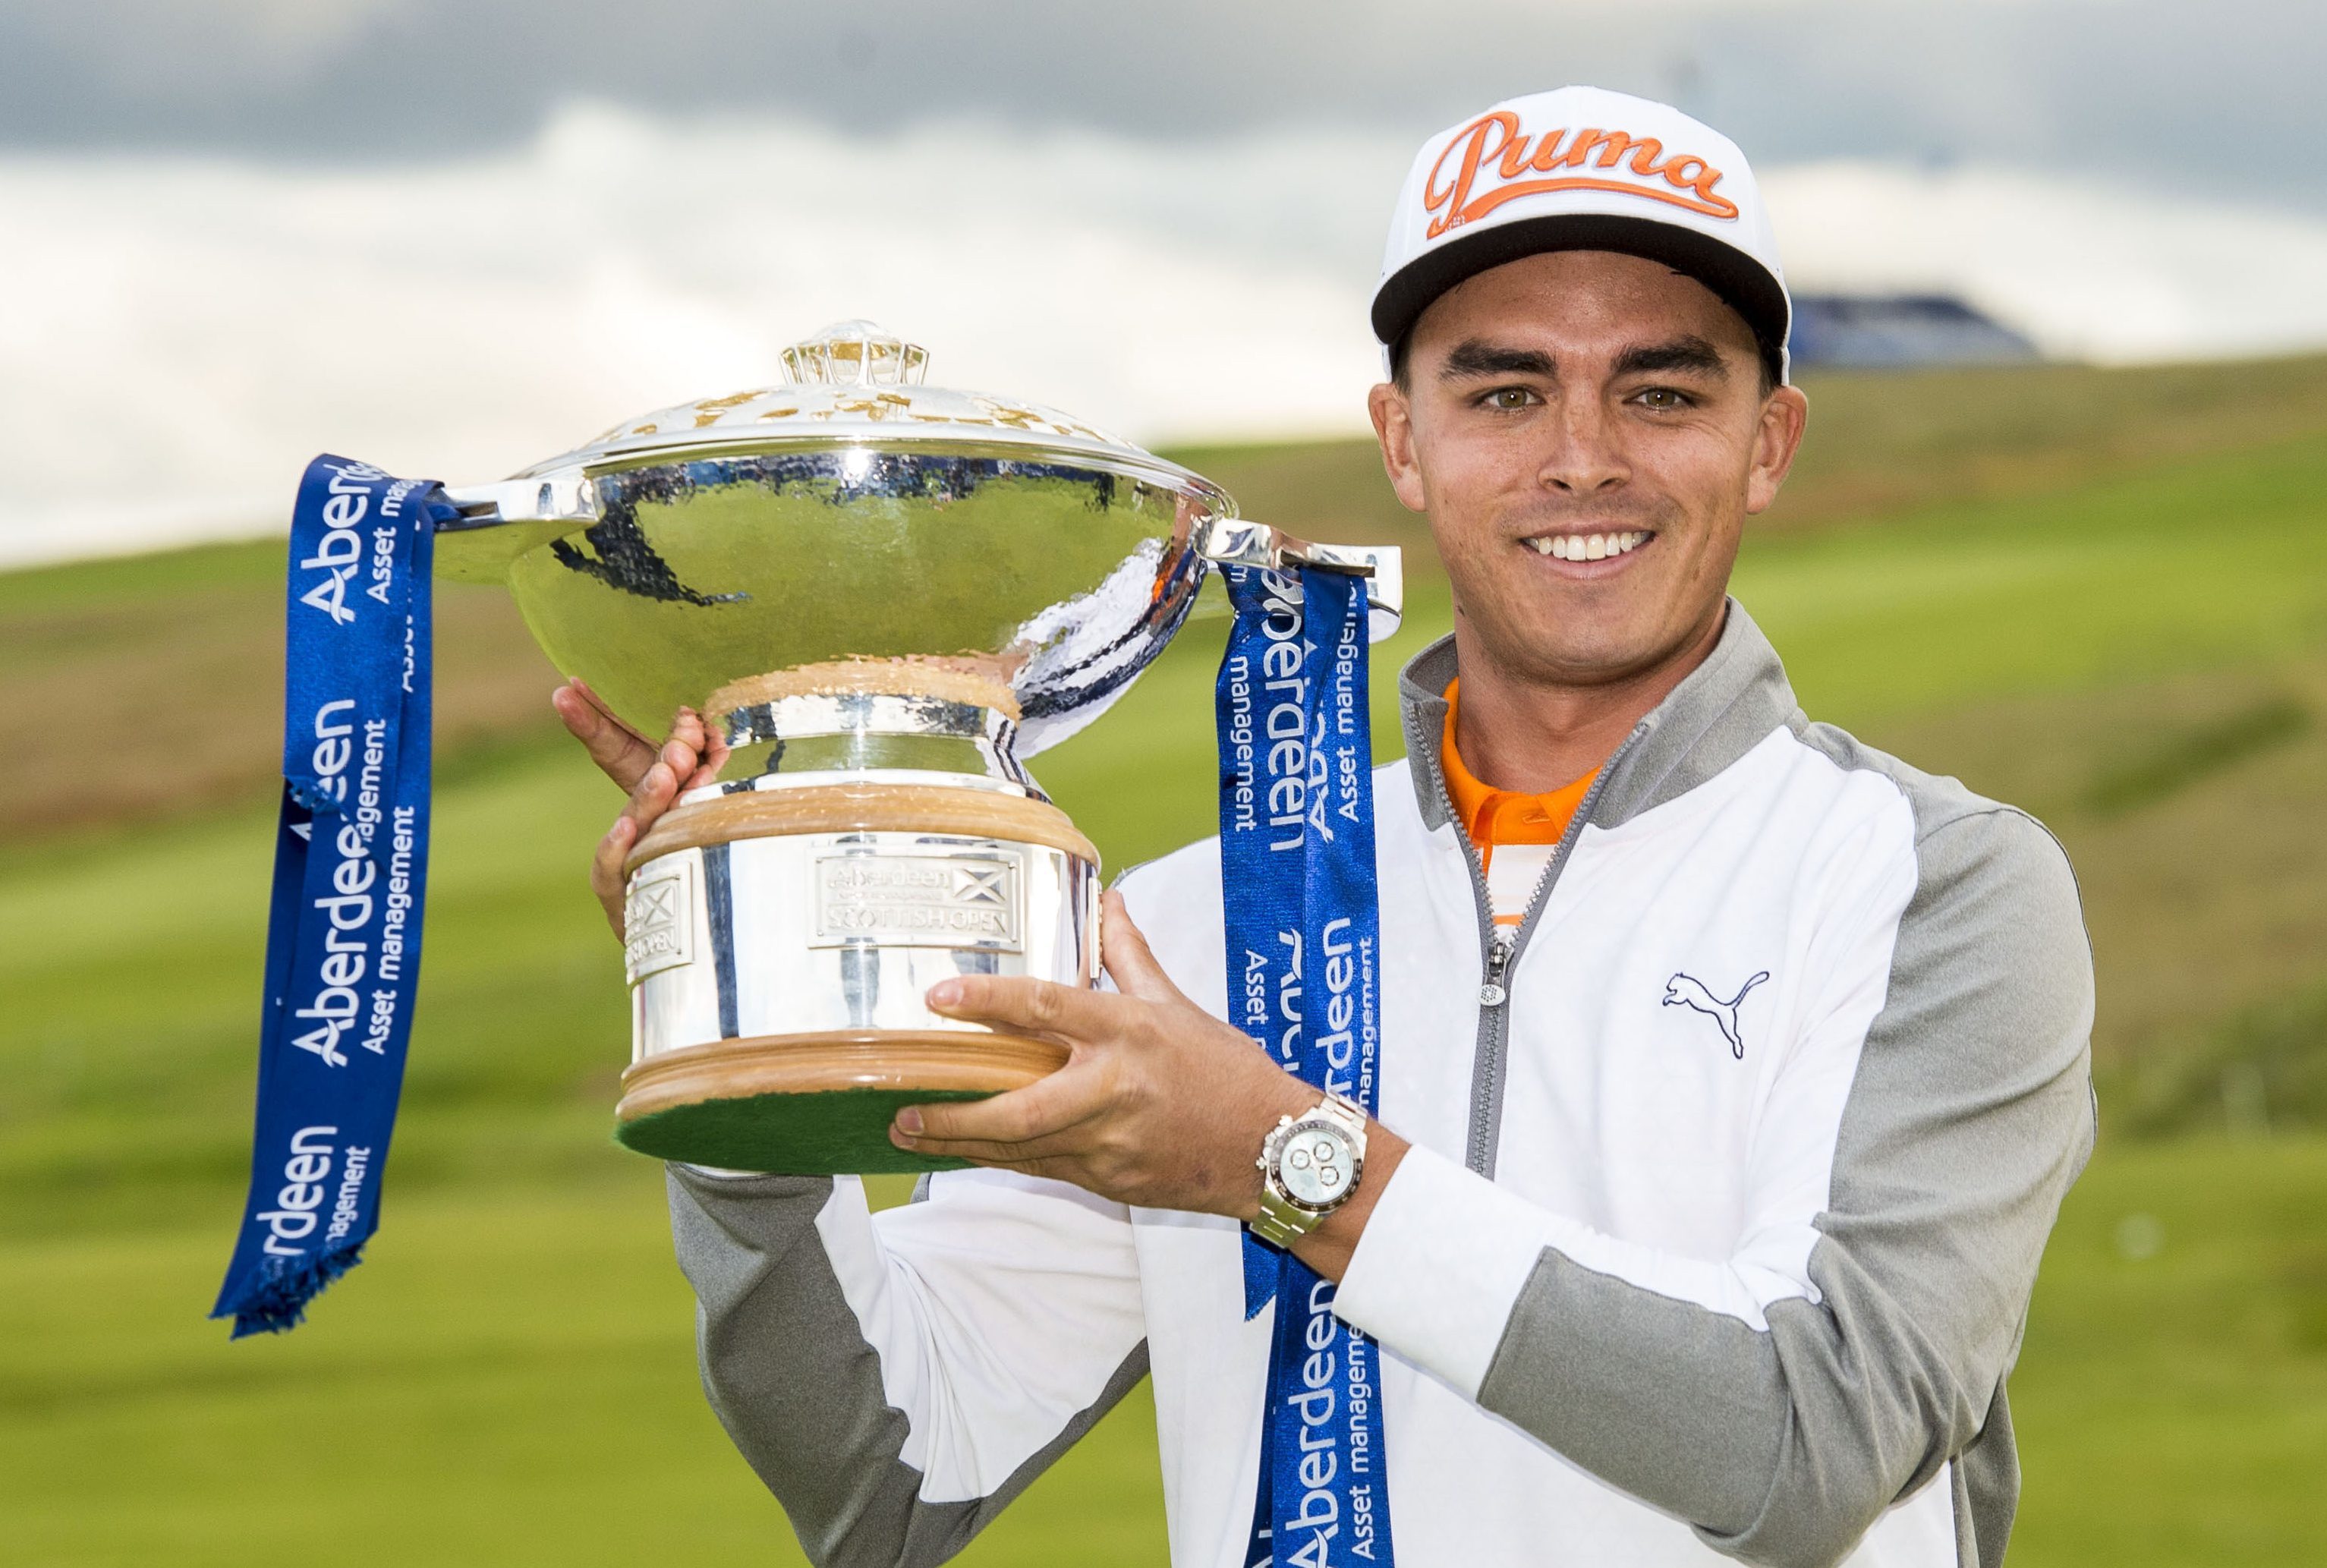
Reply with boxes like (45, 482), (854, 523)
(1636, 387), (1687, 410)
(1487, 387), (1536, 411)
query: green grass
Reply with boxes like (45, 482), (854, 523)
(1735, 434), (2327, 726)
(0, 1176), (1171, 1567)
(2, 1139), (2317, 1566)
(2011, 1139), (2327, 1568)
(5, 355), (2327, 1563)
(2083, 694), (2310, 818)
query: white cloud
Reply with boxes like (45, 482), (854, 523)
(5, 103), (2325, 568)
(0, 105), (1401, 568)
(1763, 161), (2327, 364)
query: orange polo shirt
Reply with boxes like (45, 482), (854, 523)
(1441, 679), (1598, 924)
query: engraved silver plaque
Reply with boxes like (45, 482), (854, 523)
(623, 858), (696, 983)
(812, 849), (1022, 952)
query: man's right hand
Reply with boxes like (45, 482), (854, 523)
(551, 678), (730, 938)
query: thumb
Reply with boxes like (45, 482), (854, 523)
(1098, 889), (1181, 1004)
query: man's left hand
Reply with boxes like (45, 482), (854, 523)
(891, 890), (1315, 1218)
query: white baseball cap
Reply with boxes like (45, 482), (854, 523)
(1373, 85), (1791, 384)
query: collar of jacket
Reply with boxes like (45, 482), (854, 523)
(1395, 597), (1803, 834)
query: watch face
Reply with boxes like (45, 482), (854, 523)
(1278, 1122), (1356, 1209)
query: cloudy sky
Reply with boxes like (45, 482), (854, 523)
(5, 0), (2323, 565)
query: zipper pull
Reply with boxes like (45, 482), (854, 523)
(1478, 928), (1515, 1008)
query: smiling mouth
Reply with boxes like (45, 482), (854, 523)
(1522, 530), (1655, 562)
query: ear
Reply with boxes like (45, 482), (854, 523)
(1745, 384), (1809, 516)
(1368, 381), (1429, 514)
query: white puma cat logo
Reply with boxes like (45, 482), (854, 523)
(1662, 971), (1770, 1060)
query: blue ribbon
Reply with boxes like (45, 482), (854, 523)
(213, 455), (451, 1337)
(1217, 565), (1394, 1568)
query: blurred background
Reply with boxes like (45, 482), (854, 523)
(2, 2), (2323, 1563)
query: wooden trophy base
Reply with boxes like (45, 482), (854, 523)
(614, 1028), (1072, 1174)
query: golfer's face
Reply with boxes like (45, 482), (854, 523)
(1383, 249), (1793, 688)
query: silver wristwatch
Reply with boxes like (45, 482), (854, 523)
(1251, 1093), (1368, 1247)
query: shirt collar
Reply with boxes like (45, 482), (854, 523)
(1437, 677), (1601, 849)
(1397, 598), (1801, 834)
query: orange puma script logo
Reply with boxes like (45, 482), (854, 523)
(1424, 112), (1740, 238)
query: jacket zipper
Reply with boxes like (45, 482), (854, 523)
(1446, 719), (1652, 1177)
(1479, 927), (1515, 1007)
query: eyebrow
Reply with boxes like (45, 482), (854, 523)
(1438, 339), (1555, 381)
(1613, 335), (1731, 380)
(1434, 334), (1734, 383)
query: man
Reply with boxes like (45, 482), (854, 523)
(556, 86), (2095, 1568)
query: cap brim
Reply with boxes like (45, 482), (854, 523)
(1371, 213), (1790, 383)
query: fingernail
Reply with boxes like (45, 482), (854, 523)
(926, 979), (962, 1009)
(895, 1107), (923, 1137)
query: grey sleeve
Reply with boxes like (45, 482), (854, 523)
(1476, 808), (2096, 1568)
(669, 1169), (1150, 1568)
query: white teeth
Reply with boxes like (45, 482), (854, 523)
(1529, 531), (1651, 560)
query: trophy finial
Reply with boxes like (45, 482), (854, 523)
(781, 320), (930, 388)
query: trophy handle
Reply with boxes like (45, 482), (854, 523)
(432, 474), (601, 583)
(1195, 515), (1404, 643)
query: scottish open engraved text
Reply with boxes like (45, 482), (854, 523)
(813, 850), (1022, 951)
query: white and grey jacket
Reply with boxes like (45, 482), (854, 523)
(666, 602), (2097, 1568)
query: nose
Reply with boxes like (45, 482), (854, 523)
(1535, 394), (1628, 496)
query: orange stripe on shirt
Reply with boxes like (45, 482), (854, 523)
(1440, 679), (1598, 921)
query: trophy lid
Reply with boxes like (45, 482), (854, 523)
(516, 320), (1186, 484)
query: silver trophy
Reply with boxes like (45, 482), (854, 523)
(436, 321), (1401, 1173)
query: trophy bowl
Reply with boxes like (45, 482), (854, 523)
(436, 321), (1399, 1174)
